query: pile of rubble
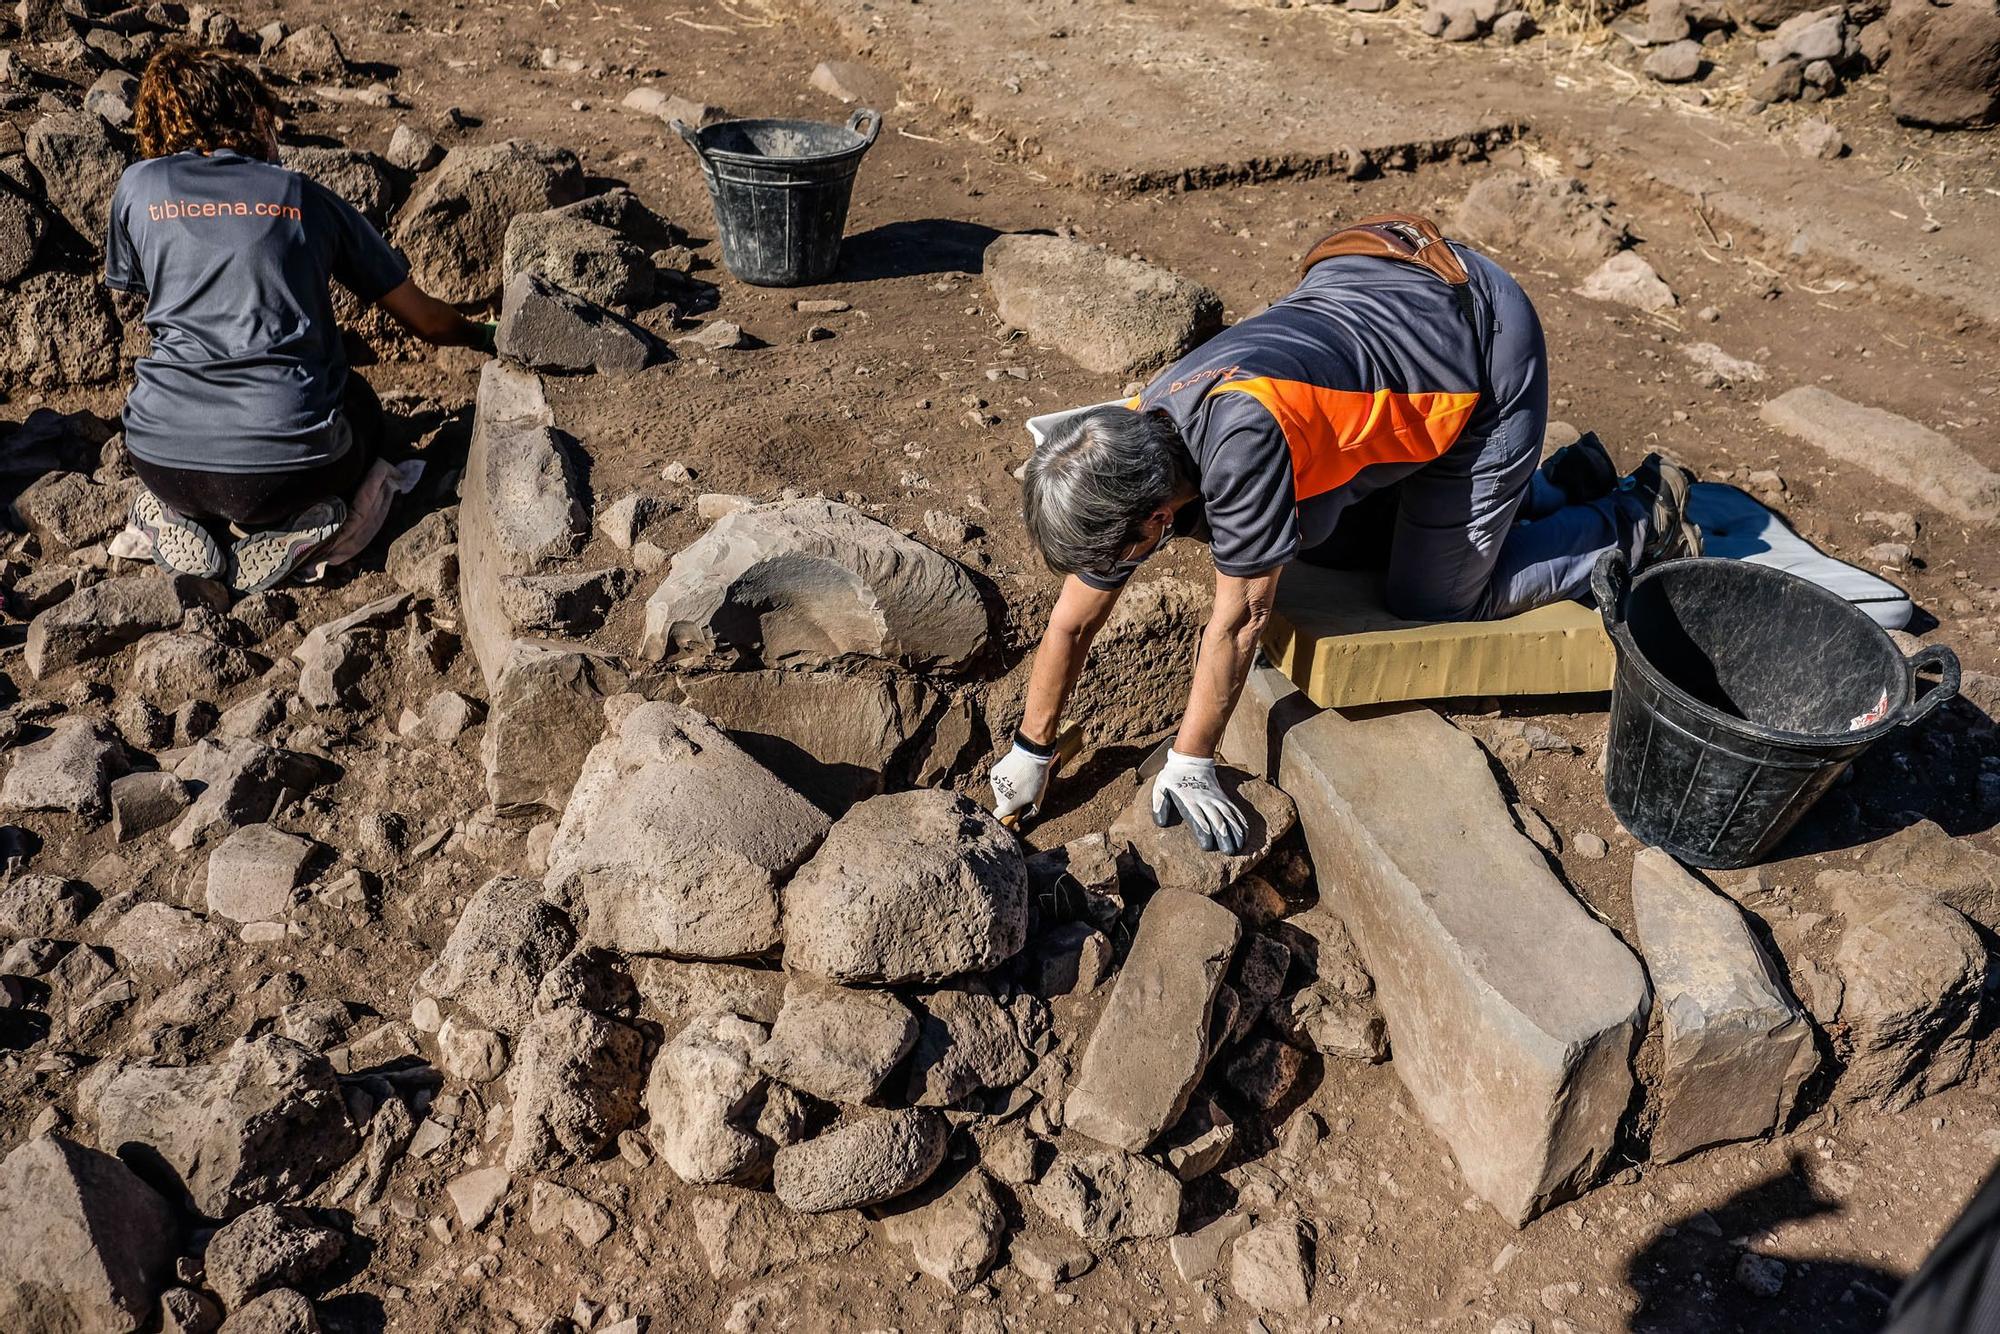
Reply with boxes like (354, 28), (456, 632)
(1630, 0), (2000, 127)
(1256, 0), (1998, 129)
(3, 6), (1998, 1331)
(0, 385), (1379, 1329)
(6, 337), (1997, 1330)
(0, 0), (713, 401)
(0, 2), (372, 394)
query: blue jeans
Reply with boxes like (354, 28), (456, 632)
(1377, 255), (1647, 622)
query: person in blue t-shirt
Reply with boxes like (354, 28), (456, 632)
(108, 46), (493, 591)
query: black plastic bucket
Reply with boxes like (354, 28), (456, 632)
(1592, 552), (1958, 869)
(673, 109), (882, 287)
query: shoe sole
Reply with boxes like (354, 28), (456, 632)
(131, 491), (227, 580)
(230, 504), (347, 593)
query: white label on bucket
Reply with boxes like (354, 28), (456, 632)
(1850, 690), (1889, 731)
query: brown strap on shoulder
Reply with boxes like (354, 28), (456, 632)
(1298, 212), (1470, 287)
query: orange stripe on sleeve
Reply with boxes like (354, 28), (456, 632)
(1212, 377), (1478, 502)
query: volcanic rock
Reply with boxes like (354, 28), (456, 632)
(882, 1169), (1007, 1292)
(771, 1109), (949, 1213)
(1827, 872), (1986, 1111)
(496, 271), (659, 374)
(505, 1005), (645, 1172)
(546, 699), (829, 959)
(394, 140), (585, 304)
(203, 1205), (345, 1308)
(24, 110), (130, 239)
(85, 1035), (357, 1219)
(0, 1135), (178, 1334)
(418, 875), (576, 1034)
(646, 1010), (772, 1184)
(784, 789), (1027, 984)
(26, 572), (227, 678)
(1110, 768), (1295, 896)
(982, 233), (1222, 377)
(503, 210), (655, 309)
(640, 497), (989, 672)
(1887, 0), (2000, 128)
(753, 979), (919, 1103)
(1031, 1150), (1182, 1244)
(0, 719), (125, 818)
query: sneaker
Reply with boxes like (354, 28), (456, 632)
(228, 498), (348, 593)
(1543, 431), (1619, 506)
(1626, 453), (1704, 564)
(130, 488), (227, 580)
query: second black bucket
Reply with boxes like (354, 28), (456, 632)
(674, 109), (881, 287)
(1593, 551), (1958, 869)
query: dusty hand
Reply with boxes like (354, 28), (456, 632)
(1151, 749), (1246, 854)
(989, 740), (1055, 821)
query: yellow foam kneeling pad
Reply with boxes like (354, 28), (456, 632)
(1263, 563), (1616, 708)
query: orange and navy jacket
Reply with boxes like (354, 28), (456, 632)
(1078, 243), (1498, 590)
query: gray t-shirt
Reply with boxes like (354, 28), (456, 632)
(1077, 246), (1502, 591)
(104, 149), (410, 474)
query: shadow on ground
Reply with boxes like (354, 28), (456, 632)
(1623, 1155), (1901, 1333)
(835, 219), (1002, 281)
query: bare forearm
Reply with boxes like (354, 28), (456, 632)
(1021, 576), (1122, 746)
(1174, 569), (1280, 759)
(1174, 619), (1262, 759)
(1021, 625), (1087, 746)
(377, 280), (485, 346)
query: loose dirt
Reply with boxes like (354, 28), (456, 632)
(6, 0), (1999, 1330)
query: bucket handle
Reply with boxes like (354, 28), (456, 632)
(1896, 644), (1960, 730)
(670, 118), (706, 161)
(1590, 549), (1630, 627)
(847, 107), (883, 150)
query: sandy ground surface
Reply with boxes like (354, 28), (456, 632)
(6, 0), (2000, 1330)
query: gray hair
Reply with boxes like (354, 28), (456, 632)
(1021, 407), (1185, 577)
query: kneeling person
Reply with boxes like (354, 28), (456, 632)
(989, 217), (1699, 849)
(109, 46), (492, 591)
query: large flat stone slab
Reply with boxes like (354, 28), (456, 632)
(1630, 849), (1817, 1163)
(984, 233), (1221, 376)
(1065, 890), (1240, 1152)
(1274, 698), (1649, 1224)
(771, 0), (1520, 191)
(1760, 387), (2000, 527)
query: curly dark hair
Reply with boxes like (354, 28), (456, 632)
(134, 45), (283, 161)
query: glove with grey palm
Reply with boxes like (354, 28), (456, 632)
(1150, 749), (1247, 855)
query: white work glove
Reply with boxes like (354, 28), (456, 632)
(1151, 749), (1247, 855)
(989, 736), (1055, 822)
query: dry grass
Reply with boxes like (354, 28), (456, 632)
(1516, 0), (1640, 41)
